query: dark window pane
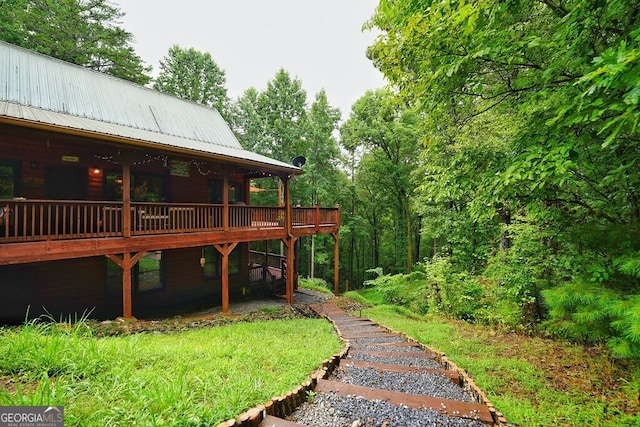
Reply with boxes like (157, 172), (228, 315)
(208, 179), (242, 204)
(203, 245), (221, 279)
(0, 165), (15, 199)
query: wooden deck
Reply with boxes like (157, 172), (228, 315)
(0, 200), (339, 266)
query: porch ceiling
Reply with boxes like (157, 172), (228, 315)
(0, 102), (300, 176)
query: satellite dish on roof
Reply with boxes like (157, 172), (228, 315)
(292, 156), (306, 167)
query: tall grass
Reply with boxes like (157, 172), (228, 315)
(0, 318), (342, 426)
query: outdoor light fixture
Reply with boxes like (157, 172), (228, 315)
(89, 167), (103, 177)
(292, 156), (306, 167)
(200, 247), (206, 267)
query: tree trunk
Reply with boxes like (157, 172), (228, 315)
(406, 218), (412, 273)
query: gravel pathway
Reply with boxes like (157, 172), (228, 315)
(332, 365), (474, 402)
(345, 352), (444, 369)
(273, 302), (500, 427)
(290, 393), (487, 427)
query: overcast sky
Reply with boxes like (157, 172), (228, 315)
(118, 0), (387, 120)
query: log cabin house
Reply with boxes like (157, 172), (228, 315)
(0, 41), (340, 324)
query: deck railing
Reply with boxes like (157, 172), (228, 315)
(0, 200), (338, 243)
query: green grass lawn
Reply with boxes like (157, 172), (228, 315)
(356, 303), (640, 427)
(0, 318), (342, 426)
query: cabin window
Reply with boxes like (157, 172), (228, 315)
(202, 245), (241, 279)
(202, 246), (220, 279)
(133, 174), (165, 202)
(0, 160), (21, 199)
(104, 171), (165, 202)
(208, 179), (243, 204)
(105, 251), (165, 293)
(104, 171), (123, 201)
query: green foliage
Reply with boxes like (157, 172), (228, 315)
(364, 0), (640, 359)
(361, 304), (640, 426)
(296, 89), (342, 206)
(362, 259), (495, 322)
(340, 90), (421, 274)
(0, 317), (99, 381)
(232, 70), (348, 283)
(542, 281), (618, 343)
(253, 68), (308, 163)
(544, 282), (640, 359)
(298, 277), (333, 294)
(0, 0), (151, 84)
(0, 318), (341, 425)
(343, 290), (375, 306)
(153, 45), (230, 120)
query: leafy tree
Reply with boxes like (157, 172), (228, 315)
(233, 70), (348, 283)
(0, 0), (151, 84)
(256, 68), (308, 163)
(341, 89), (421, 274)
(299, 89), (342, 205)
(231, 87), (264, 152)
(153, 45), (230, 120)
(366, 0), (640, 355)
(297, 90), (342, 278)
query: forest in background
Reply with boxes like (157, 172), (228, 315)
(2, 0), (640, 359)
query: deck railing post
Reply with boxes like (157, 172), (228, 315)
(223, 173), (229, 231)
(122, 162), (131, 238)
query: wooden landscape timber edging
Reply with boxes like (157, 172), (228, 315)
(216, 301), (507, 427)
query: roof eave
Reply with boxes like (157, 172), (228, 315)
(0, 114), (303, 176)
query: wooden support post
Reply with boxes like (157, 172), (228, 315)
(122, 252), (132, 317)
(283, 176), (291, 233)
(223, 173), (229, 231)
(281, 173), (296, 304)
(107, 252), (146, 318)
(286, 237), (296, 303)
(332, 232), (339, 296)
(214, 242), (238, 314)
(122, 162), (131, 238)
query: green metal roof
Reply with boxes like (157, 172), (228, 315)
(0, 41), (299, 174)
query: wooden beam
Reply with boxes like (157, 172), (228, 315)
(105, 253), (123, 269)
(283, 176), (292, 234)
(285, 236), (297, 304)
(332, 232), (339, 296)
(315, 379), (494, 424)
(106, 251), (145, 318)
(122, 161), (131, 238)
(221, 247), (229, 314)
(213, 242), (239, 314)
(122, 251), (133, 318)
(223, 173), (229, 231)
